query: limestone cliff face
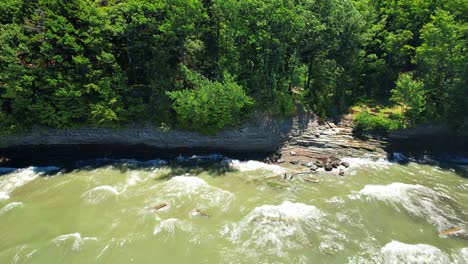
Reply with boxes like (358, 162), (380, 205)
(0, 114), (296, 151)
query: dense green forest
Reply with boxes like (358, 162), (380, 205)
(0, 0), (466, 134)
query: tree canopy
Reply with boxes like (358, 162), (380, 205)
(0, 0), (466, 134)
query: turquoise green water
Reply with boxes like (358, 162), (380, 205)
(0, 157), (467, 263)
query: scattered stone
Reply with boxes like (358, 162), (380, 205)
(331, 160), (340, 168)
(315, 134), (320, 138)
(150, 203), (170, 212)
(315, 160), (324, 167)
(341, 161), (350, 168)
(339, 169), (344, 176)
(309, 164), (318, 171)
(440, 227), (467, 239)
(306, 162), (314, 167)
(324, 164), (333, 171)
(290, 151), (296, 156)
(304, 178), (320, 183)
(190, 209), (210, 218)
(290, 160), (299, 165)
(276, 158), (285, 164)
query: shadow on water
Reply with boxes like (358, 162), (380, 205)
(387, 152), (468, 179)
(157, 163), (235, 181)
(0, 154), (237, 180)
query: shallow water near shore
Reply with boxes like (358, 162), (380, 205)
(0, 156), (467, 263)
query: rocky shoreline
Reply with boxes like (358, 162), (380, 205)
(0, 112), (465, 169)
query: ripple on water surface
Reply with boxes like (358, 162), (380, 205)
(81, 185), (119, 205)
(381, 241), (450, 264)
(150, 176), (234, 211)
(222, 201), (323, 260)
(0, 166), (60, 201)
(355, 182), (464, 231)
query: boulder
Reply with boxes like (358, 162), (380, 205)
(331, 160), (340, 168)
(324, 163), (333, 171)
(290, 160), (299, 165)
(150, 203), (170, 212)
(315, 160), (324, 167)
(341, 161), (350, 168)
(309, 164), (318, 171)
(339, 169), (344, 176)
(276, 158), (285, 164)
(440, 227), (467, 239)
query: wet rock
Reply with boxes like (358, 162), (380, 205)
(190, 209), (210, 218)
(290, 151), (296, 156)
(341, 161), (350, 168)
(315, 160), (324, 167)
(276, 158), (285, 164)
(315, 134), (320, 138)
(331, 160), (340, 168)
(290, 160), (299, 165)
(304, 178), (320, 183)
(324, 164), (333, 171)
(440, 227), (467, 239)
(307, 162), (318, 171)
(150, 203), (170, 212)
(339, 169), (344, 176)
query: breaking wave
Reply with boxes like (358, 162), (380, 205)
(356, 182), (463, 231)
(381, 241), (449, 264)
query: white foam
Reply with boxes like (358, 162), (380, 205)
(224, 201), (322, 257)
(227, 160), (286, 174)
(153, 218), (193, 236)
(13, 245), (37, 264)
(52, 233), (97, 251)
(457, 248), (468, 263)
(0, 192), (10, 201)
(341, 157), (392, 169)
(0, 202), (23, 216)
(381, 241), (450, 264)
(155, 176), (234, 210)
(0, 166), (58, 201)
(357, 183), (462, 231)
(81, 185), (119, 205)
(152, 218), (200, 244)
(126, 171), (143, 187)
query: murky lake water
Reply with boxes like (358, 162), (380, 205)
(0, 156), (467, 263)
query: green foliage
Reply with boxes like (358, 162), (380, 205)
(415, 9), (467, 132)
(167, 67), (253, 134)
(354, 111), (403, 135)
(0, 0), (465, 134)
(391, 73), (425, 126)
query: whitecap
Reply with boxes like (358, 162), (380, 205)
(153, 218), (193, 236)
(457, 248), (468, 263)
(357, 183), (462, 231)
(340, 157), (392, 169)
(52, 233), (97, 251)
(153, 176), (234, 211)
(223, 201), (323, 258)
(226, 160), (286, 174)
(126, 171), (143, 187)
(153, 218), (200, 244)
(0, 166), (58, 200)
(81, 185), (119, 205)
(0, 202), (23, 216)
(381, 241), (450, 264)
